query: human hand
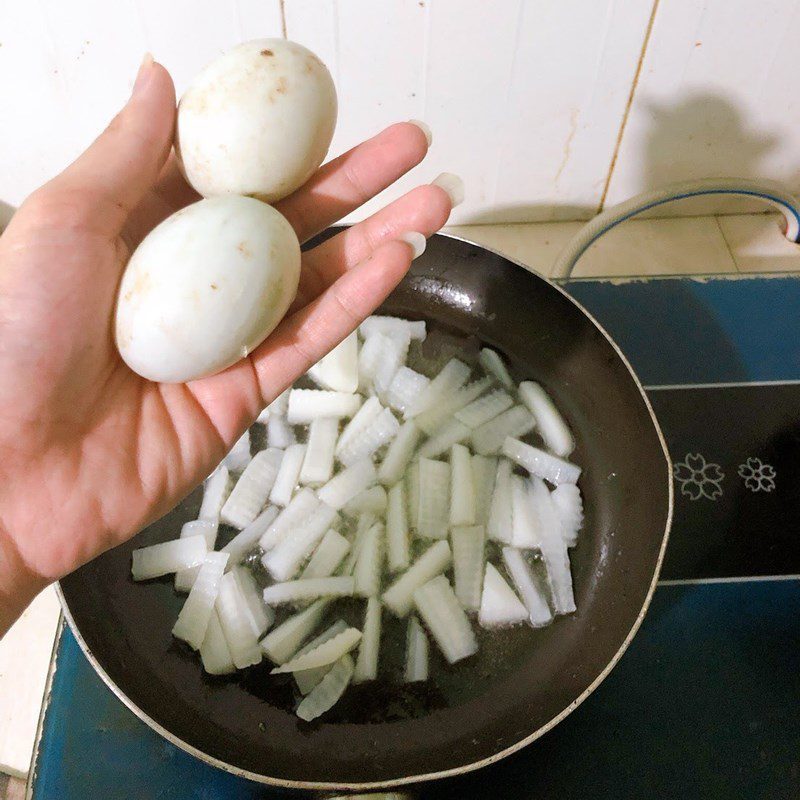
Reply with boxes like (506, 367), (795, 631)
(0, 57), (452, 632)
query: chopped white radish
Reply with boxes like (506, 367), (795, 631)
(372, 332), (411, 399)
(337, 407), (400, 466)
(357, 333), (388, 392)
(511, 476), (540, 549)
(413, 576), (478, 664)
(200, 610), (236, 675)
(260, 599), (330, 664)
(354, 597), (381, 683)
(132, 535), (208, 581)
(471, 406), (536, 456)
(336, 396), (382, 457)
(416, 458), (450, 539)
(199, 466), (231, 521)
(455, 389), (514, 429)
(287, 389), (361, 425)
(451, 525), (485, 612)
(220, 449), (283, 528)
(360, 315), (426, 341)
(487, 459), (513, 544)
(339, 512), (376, 576)
(529, 478), (575, 614)
(173, 552), (229, 649)
(262, 502), (338, 581)
(502, 437), (581, 485)
(308, 332), (358, 393)
(272, 627), (361, 673)
(551, 484), (584, 547)
(406, 460), (420, 530)
(353, 523), (384, 598)
(385, 367), (430, 415)
(230, 566), (274, 637)
(343, 485), (387, 517)
(299, 417), (339, 486)
(301, 529), (350, 579)
(296, 654), (354, 722)
(502, 547), (553, 628)
(317, 458), (377, 510)
(269, 443), (307, 507)
(449, 443), (476, 526)
(262, 576), (355, 605)
(414, 377), (492, 435)
(404, 615), (429, 683)
(406, 358), (471, 418)
(215, 571), (262, 668)
(385, 482), (410, 572)
(471, 455), (498, 527)
(479, 347), (514, 390)
(266, 388), (296, 449)
(382, 540), (452, 617)
(416, 419), (471, 459)
(293, 620), (349, 694)
(378, 421), (421, 486)
(518, 381), (575, 457)
(259, 488), (319, 551)
(222, 429), (252, 472)
(174, 520), (219, 592)
(478, 563), (527, 628)
(220, 506), (279, 568)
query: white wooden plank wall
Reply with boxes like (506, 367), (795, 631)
(1, 0), (799, 221)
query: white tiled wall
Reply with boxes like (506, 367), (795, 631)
(1, 0), (799, 222)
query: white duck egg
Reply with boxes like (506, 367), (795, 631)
(176, 38), (337, 202)
(115, 196), (300, 383)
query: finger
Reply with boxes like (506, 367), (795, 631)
(295, 182), (453, 306)
(275, 121), (431, 243)
(43, 56), (176, 236)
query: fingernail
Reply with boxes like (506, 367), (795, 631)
(431, 172), (464, 208)
(132, 52), (155, 96)
(398, 231), (427, 259)
(408, 119), (432, 147)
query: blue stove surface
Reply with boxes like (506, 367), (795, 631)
(30, 275), (800, 799)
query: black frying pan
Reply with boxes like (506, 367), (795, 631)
(59, 232), (672, 792)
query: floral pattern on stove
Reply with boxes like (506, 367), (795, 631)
(737, 457), (776, 493)
(673, 453), (724, 501)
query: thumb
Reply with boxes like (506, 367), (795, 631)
(48, 55), (177, 235)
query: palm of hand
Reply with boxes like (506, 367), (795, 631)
(0, 62), (449, 591)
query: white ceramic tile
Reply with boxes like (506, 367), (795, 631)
(605, 0), (800, 215)
(570, 215), (737, 277)
(717, 213), (800, 273)
(0, 586), (60, 778)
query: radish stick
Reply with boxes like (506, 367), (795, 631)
(471, 455), (498, 527)
(406, 358), (470, 418)
(317, 458), (377, 510)
(511, 475), (540, 549)
(287, 389), (361, 424)
(416, 458), (450, 539)
(360, 315), (426, 341)
(199, 466), (230, 522)
(386, 482), (410, 572)
(293, 620), (349, 694)
(354, 597), (381, 683)
(416, 419), (470, 459)
(222, 429), (252, 473)
(296, 654), (354, 722)
(413, 576), (478, 664)
(200, 610), (236, 675)
(173, 552), (229, 650)
(357, 333), (389, 392)
(502, 437), (581, 485)
(449, 443), (476, 526)
(502, 547), (553, 628)
(272, 627), (361, 673)
(215, 571), (262, 668)
(299, 417), (339, 486)
(308, 332), (359, 393)
(259, 488), (319, 551)
(221, 506), (279, 568)
(451, 525), (485, 612)
(132, 536), (207, 581)
(269, 443), (307, 507)
(378, 421), (421, 485)
(256, 406), (270, 425)
(478, 563), (528, 628)
(336, 396), (382, 457)
(372, 333), (411, 399)
(301, 529), (350, 579)
(353, 523), (384, 598)
(404, 615), (429, 683)
(175, 520), (219, 592)
(518, 381), (575, 457)
(260, 599), (330, 664)
(337, 407), (399, 466)
(343, 485), (388, 517)
(382, 540), (452, 617)
(487, 459), (513, 544)
(471, 406), (535, 456)
(455, 389), (514, 429)
(231, 566), (274, 637)
(386, 367), (430, 415)
(339, 512), (377, 576)
(479, 347), (514, 390)
(262, 576), (354, 605)
(406, 460), (420, 531)
(220, 449), (283, 528)
(266, 388), (295, 449)
(550, 483), (584, 547)
(414, 377), (492, 435)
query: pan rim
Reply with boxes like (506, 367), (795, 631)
(57, 230), (674, 792)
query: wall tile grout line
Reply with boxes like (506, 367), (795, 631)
(714, 215), (741, 273)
